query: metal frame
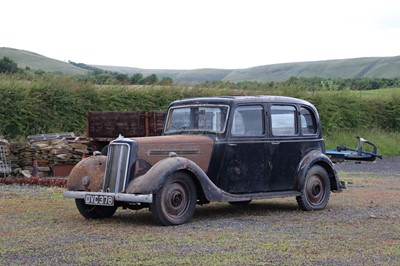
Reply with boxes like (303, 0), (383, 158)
(103, 142), (131, 193)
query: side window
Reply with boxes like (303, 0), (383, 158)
(300, 107), (317, 135)
(231, 105), (264, 136)
(271, 105), (297, 136)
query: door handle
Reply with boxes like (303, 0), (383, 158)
(271, 141), (280, 145)
(228, 143), (237, 147)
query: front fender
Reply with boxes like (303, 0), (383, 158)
(126, 156), (226, 201)
(66, 155), (107, 192)
(295, 150), (342, 192)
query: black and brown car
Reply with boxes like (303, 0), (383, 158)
(64, 96), (343, 225)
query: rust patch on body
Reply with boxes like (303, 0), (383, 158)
(133, 135), (214, 172)
(67, 155), (107, 192)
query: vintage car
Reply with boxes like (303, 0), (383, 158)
(64, 96), (343, 225)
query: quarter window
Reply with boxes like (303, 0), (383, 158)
(271, 105), (297, 136)
(300, 107), (317, 135)
(231, 106), (264, 136)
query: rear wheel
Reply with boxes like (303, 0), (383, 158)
(297, 165), (330, 211)
(151, 172), (197, 226)
(75, 199), (117, 219)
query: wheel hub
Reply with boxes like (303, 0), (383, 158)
(311, 183), (321, 196)
(307, 176), (324, 205)
(164, 182), (189, 217)
(171, 192), (183, 207)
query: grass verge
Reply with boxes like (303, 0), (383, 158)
(324, 128), (400, 156)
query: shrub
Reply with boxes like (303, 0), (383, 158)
(0, 73), (399, 139)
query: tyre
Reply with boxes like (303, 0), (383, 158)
(151, 172), (197, 226)
(296, 165), (330, 211)
(75, 199), (117, 219)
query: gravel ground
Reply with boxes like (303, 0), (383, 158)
(0, 183), (53, 197)
(1, 157), (399, 265)
(335, 156), (400, 177)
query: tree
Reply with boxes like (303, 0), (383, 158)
(130, 73), (143, 84)
(0, 57), (18, 73)
(141, 74), (158, 85)
(115, 73), (130, 84)
(159, 77), (173, 86)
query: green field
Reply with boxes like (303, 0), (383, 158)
(313, 87), (399, 99)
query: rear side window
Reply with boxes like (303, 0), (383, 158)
(300, 107), (317, 135)
(231, 105), (264, 136)
(271, 105), (297, 136)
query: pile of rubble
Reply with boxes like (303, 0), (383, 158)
(1, 133), (92, 178)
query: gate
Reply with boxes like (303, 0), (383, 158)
(0, 145), (11, 177)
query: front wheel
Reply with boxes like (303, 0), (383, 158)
(151, 172), (197, 226)
(75, 199), (117, 219)
(297, 165), (330, 211)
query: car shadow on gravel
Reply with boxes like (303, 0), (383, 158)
(193, 201), (299, 220)
(93, 200), (301, 226)
(106, 209), (155, 225)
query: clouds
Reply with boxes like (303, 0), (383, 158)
(2, 0), (400, 69)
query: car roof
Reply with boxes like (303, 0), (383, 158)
(169, 95), (313, 107)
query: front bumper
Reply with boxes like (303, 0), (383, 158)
(63, 191), (153, 203)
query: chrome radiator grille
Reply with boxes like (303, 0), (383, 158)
(103, 143), (130, 193)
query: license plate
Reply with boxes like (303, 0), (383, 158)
(84, 194), (114, 206)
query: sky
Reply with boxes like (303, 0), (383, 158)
(2, 0), (400, 69)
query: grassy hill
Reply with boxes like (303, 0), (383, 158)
(0, 47), (87, 75)
(91, 65), (182, 79)
(223, 56), (400, 82)
(92, 65), (232, 83)
(95, 56), (400, 83)
(2, 47), (400, 82)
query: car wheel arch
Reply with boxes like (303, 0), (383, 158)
(314, 160), (340, 192)
(126, 157), (221, 202)
(177, 169), (209, 204)
(295, 150), (341, 192)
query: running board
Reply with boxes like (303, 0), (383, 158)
(219, 190), (301, 202)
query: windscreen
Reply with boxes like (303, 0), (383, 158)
(165, 105), (229, 134)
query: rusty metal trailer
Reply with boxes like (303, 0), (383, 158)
(86, 111), (167, 153)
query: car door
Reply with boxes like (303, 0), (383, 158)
(266, 104), (303, 191)
(217, 104), (270, 193)
(267, 103), (322, 191)
(267, 104), (322, 191)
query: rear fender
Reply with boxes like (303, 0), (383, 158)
(126, 157), (225, 201)
(295, 150), (342, 192)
